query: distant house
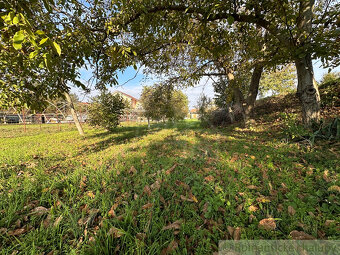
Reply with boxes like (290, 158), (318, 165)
(113, 91), (143, 110)
(113, 91), (144, 122)
(189, 109), (200, 119)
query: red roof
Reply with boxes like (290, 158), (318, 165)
(114, 91), (139, 101)
(190, 109), (198, 113)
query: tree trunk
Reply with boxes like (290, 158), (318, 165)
(147, 117), (150, 128)
(294, 0), (320, 125)
(244, 64), (264, 122)
(64, 92), (85, 136)
(295, 54), (320, 125)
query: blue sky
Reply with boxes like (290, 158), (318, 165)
(73, 61), (339, 109)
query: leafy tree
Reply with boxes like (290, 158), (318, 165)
(88, 91), (126, 132)
(170, 90), (189, 121)
(259, 65), (296, 97)
(108, 0), (339, 125)
(140, 84), (189, 126)
(320, 72), (340, 85)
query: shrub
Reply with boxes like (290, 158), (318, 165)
(88, 91), (126, 131)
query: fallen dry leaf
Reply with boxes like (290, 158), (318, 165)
(233, 227), (241, 240)
(165, 163), (178, 175)
(143, 185), (152, 197)
(328, 185), (340, 192)
(142, 203), (153, 210)
(290, 230), (315, 240)
(204, 175), (214, 182)
(150, 180), (161, 190)
(30, 206), (49, 216)
(108, 227), (124, 238)
(247, 185), (258, 190)
(259, 218), (276, 231)
(161, 240), (178, 255)
(324, 220), (335, 227)
(248, 205), (258, 212)
(180, 195), (194, 202)
(129, 166), (137, 175)
(189, 192), (198, 203)
(108, 203), (119, 218)
(87, 191), (95, 199)
(162, 220), (183, 231)
(175, 180), (190, 190)
(51, 216), (62, 228)
(0, 228), (7, 234)
(288, 206), (296, 216)
(8, 228), (27, 236)
(227, 226), (234, 237)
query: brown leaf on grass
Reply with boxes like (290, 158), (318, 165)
(0, 228), (7, 234)
(247, 185), (258, 190)
(236, 203), (243, 213)
(227, 226), (234, 237)
(189, 192), (198, 203)
(162, 220), (183, 230)
(80, 176), (87, 189)
(290, 230), (315, 240)
(250, 155), (256, 160)
(142, 203), (153, 210)
(87, 191), (95, 199)
(129, 166), (137, 175)
(259, 218), (276, 231)
(256, 196), (271, 203)
(202, 202), (209, 214)
(323, 170), (331, 182)
(30, 206), (49, 215)
(325, 220), (335, 227)
(248, 205), (258, 212)
(233, 227), (241, 240)
(43, 215), (52, 228)
(161, 240), (178, 255)
(180, 195), (194, 202)
(108, 227), (125, 238)
(143, 185), (152, 197)
(53, 215), (63, 227)
(230, 155), (238, 163)
(8, 228), (27, 236)
(175, 180), (190, 190)
(15, 219), (21, 228)
(165, 163), (178, 175)
(159, 195), (166, 204)
(150, 180), (161, 191)
(204, 175), (214, 182)
(328, 185), (340, 192)
(288, 206), (296, 216)
(108, 204), (118, 218)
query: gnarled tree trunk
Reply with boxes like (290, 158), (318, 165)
(244, 64), (264, 122)
(295, 54), (320, 125)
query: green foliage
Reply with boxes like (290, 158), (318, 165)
(140, 85), (189, 121)
(280, 113), (310, 141)
(319, 74), (340, 107)
(259, 65), (296, 97)
(309, 118), (340, 144)
(197, 94), (215, 127)
(88, 91), (126, 131)
(320, 72), (340, 84)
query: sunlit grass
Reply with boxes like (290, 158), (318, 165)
(0, 120), (339, 254)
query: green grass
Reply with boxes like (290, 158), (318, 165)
(0, 120), (339, 254)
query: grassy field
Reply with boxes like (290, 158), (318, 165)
(0, 120), (339, 254)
